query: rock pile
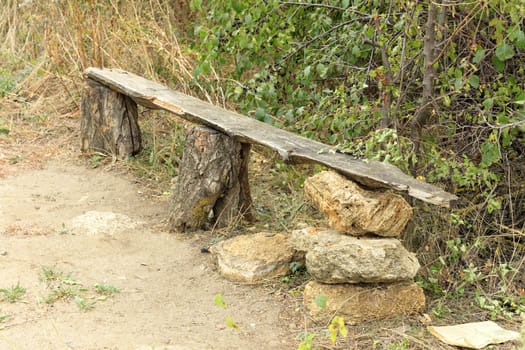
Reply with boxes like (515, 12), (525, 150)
(295, 171), (425, 324)
(210, 170), (425, 324)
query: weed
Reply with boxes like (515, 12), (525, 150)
(213, 293), (240, 330)
(94, 283), (120, 296)
(0, 282), (26, 303)
(45, 285), (83, 304)
(297, 332), (316, 350)
(387, 338), (410, 350)
(430, 299), (451, 319)
(213, 293), (227, 309)
(0, 313), (10, 322)
(74, 296), (95, 312)
(55, 223), (74, 235)
(39, 266), (65, 285)
(0, 72), (15, 97)
(39, 267), (117, 311)
(297, 296), (348, 349)
(89, 153), (107, 168)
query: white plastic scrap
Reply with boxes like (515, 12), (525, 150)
(428, 321), (520, 349)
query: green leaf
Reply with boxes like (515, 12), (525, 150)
(469, 75), (480, 89)
(508, 27), (525, 49)
(351, 45), (361, 57)
(303, 65), (311, 78)
(472, 49), (486, 64)
(487, 198), (501, 214)
(491, 56), (505, 72)
(225, 315), (240, 330)
(255, 107), (267, 121)
(480, 141), (500, 167)
(214, 293), (227, 309)
(483, 98), (493, 110)
(443, 95), (451, 107)
(0, 128), (9, 135)
(189, 0), (202, 11)
(314, 294), (327, 309)
(316, 63), (328, 78)
(495, 43), (515, 61)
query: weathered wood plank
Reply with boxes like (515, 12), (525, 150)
(84, 67), (458, 208)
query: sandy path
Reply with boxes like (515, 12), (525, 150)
(0, 161), (289, 349)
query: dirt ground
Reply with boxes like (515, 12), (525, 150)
(0, 156), (292, 349)
(1, 108), (522, 350)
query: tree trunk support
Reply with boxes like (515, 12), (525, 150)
(168, 125), (253, 232)
(80, 78), (141, 158)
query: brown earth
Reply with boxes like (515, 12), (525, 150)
(0, 109), (302, 349)
(0, 160), (294, 349)
(0, 110), (521, 350)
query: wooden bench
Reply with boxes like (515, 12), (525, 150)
(80, 68), (457, 232)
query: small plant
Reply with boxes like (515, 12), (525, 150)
(55, 223), (74, 235)
(213, 293), (240, 330)
(39, 266), (118, 311)
(388, 338), (410, 350)
(74, 296), (95, 312)
(297, 332), (316, 350)
(39, 266), (65, 285)
(45, 285), (83, 304)
(0, 312), (10, 322)
(0, 282), (26, 303)
(297, 295), (348, 349)
(94, 283), (120, 296)
(328, 316), (347, 344)
(89, 153), (106, 168)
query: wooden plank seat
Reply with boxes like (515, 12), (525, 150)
(80, 67), (457, 232)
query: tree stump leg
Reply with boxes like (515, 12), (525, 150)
(168, 125), (254, 232)
(80, 78), (141, 158)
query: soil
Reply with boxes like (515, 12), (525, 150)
(0, 146), (292, 349)
(1, 104), (521, 350)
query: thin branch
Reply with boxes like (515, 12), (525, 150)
(276, 17), (372, 68)
(279, 1), (346, 11)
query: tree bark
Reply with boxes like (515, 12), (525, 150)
(168, 125), (253, 232)
(80, 78), (141, 158)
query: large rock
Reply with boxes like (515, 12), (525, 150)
(210, 232), (295, 284)
(303, 280), (425, 324)
(303, 171), (412, 237)
(291, 228), (420, 283)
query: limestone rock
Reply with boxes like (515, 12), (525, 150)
(303, 280), (425, 324)
(210, 232), (294, 283)
(69, 211), (141, 236)
(291, 228), (420, 283)
(303, 171), (412, 237)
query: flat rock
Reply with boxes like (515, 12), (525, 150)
(291, 227), (420, 283)
(303, 280), (425, 324)
(69, 211), (142, 236)
(303, 171), (412, 237)
(210, 232), (294, 284)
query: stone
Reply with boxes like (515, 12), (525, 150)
(69, 211), (142, 236)
(303, 280), (425, 324)
(303, 171), (413, 237)
(291, 228), (420, 283)
(210, 232), (295, 284)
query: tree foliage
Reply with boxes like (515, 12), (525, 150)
(188, 0), (525, 302)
